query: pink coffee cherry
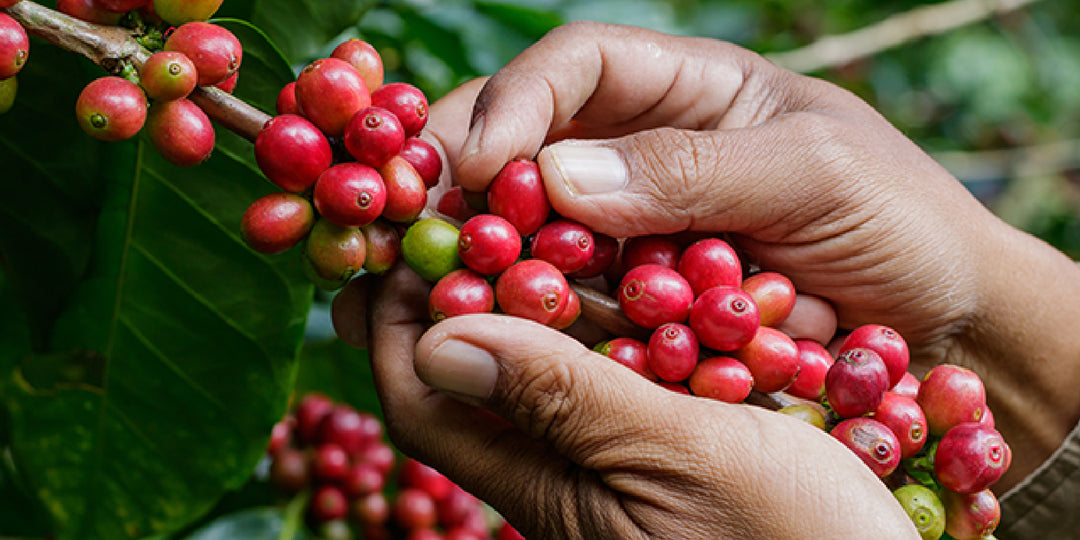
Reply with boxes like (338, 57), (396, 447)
(399, 137), (443, 189)
(378, 156), (428, 223)
(825, 347), (890, 418)
(916, 364), (988, 436)
(622, 234), (682, 271)
(146, 98), (215, 166)
(830, 417), (901, 478)
(295, 57), (370, 137)
(457, 214), (521, 276)
(617, 264), (695, 329)
(487, 159), (550, 236)
(890, 371), (921, 400)
(75, 76), (147, 142)
(647, 322), (700, 382)
(594, 337), (655, 381)
(733, 326), (800, 393)
(657, 381), (691, 395)
(0, 13), (27, 80)
(429, 269), (495, 322)
(839, 324), (910, 388)
(873, 391), (928, 459)
(677, 237), (742, 297)
(785, 339), (833, 401)
(688, 286), (760, 351)
(140, 51), (198, 101)
(741, 271), (797, 327)
(241, 192), (315, 255)
(934, 422), (1010, 494)
(344, 106), (405, 167)
(370, 82), (428, 137)
(688, 356), (754, 403)
(313, 162), (387, 227)
(495, 259), (570, 326)
(530, 219), (595, 274)
(255, 114), (334, 193)
(276, 81), (299, 115)
(568, 232), (618, 279)
(942, 489), (1001, 540)
(164, 22), (242, 86)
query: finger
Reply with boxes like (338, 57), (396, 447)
(330, 273), (372, 349)
(412, 313), (734, 469)
(454, 21), (791, 192)
(366, 266), (633, 537)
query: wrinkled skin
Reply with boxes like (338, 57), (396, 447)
(333, 22), (1080, 539)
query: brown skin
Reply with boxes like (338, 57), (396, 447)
(333, 21), (1080, 539)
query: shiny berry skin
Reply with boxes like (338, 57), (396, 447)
(146, 98), (215, 166)
(436, 186), (480, 223)
(916, 364), (987, 436)
(95, 0), (148, 13)
(785, 339), (833, 401)
(154, 0), (223, 25)
(622, 234), (682, 271)
(356, 440), (396, 476)
(311, 485), (350, 523)
(457, 214), (521, 276)
(429, 269), (495, 322)
(331, 38), (384, 92)
(140, 51), (198, 101)
(891, 371), (921, 400)
(487, 159), (550, 236)
(498, 523), (526, 540)
(56, 0), (124, 25)
(830, 417), (901, 478)
(75, 77), (147, 142)
(741, 272), (797, 327)
(344, 106), (405, 167)
(214, 71), (238, 93)
(241, 192), (315, 255)
(733, 326), (800, 393)
(378, 156), (428, 223)
(318, 405), (371, 454)
(647, 322), (699, 382)
(370, 82), (428, 137)
(688, 286), (760, 351)
(401, 218), (463, 283)
(892, 484), (946, 540)
(393, 488), (438, 530)
(342, 462), (386, 498)
(0, 13), (26, 80)
(942, 489), (1000, 540)
(824, 348), (890, 419)
(295, 57), (370, 137)
(399, 137), (443, 189)
(530, 219), (595, 274)
(934, 422), (1010, 494)
(495, 259), (570, 326)
(361, 220), (402, 275)
(688, 356), (754, 403)
(839, 324), (910, 388)
(594, 337), (655, 381)
(302, 219), (367, 291)
(873, 391), (928, 459)
(255, 114), (333, 193)
(618, 264), (694, 329)
(312, 443), (351, 482)
(295, 392), (335, 445)
(550, 287), (580, 330)
(266, 417), (292, 454)
(398, 458), (454, 500)
(353, 492), (390, 527)
(568, 232), (618, 279)
(677, 238), (741, 296)
(164, 22), (242, 86)
(436, 485), (481, 529)
(313, 163), (387, 228)
(275, 81), (299, 115)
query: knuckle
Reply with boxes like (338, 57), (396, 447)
(626, 128), (721, 219)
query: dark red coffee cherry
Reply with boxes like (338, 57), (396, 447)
(275, 81), (299, 115)
(622, 234), (681, 271)
(313, 162), (387, 228)
(370, 82), (428, 137)
(530, 219), (595, 274)
(399, 137), (443, 189)
(343, 106), (405, 167)
(487, 159), (550, 236)
(825, 347), (890, 419)
(94, 0), (148, 13)
(255, 114), (333, 193)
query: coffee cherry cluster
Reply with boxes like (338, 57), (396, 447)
(401, 159), (1009, 540)
(0, 2), (28, 114)
(240, 38), (443, 292)
(265, 392), (526, 540)
(51, 0), (239, 166)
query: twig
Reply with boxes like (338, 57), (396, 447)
(766, 0), (1043, 73)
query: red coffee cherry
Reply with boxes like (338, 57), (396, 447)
(733, 326), (800, 393)
(361, 220), (402, 275)
(741, 271), (797, 327)
(838, 324), (910, 388)
(647, 322), (699, 382)
(688, 286), (760, 351)
(330, 38), (384, 92)
(275, 81), (299, 115)
(302, 219), (367, 291)
(916, 364), (987, 436)
(343, 106), (405, 167)
(140, 51), (198, 101)
(873, 391), (928, 460)
(164, 22), (242, 86)
(594, 337), (655, 381)
(568, 232), (618, 279)
(313, 162), (387, 228)
(617, 264), (694, 329)
(92, 0), (148, 13)
(830, 417), (901, 478)
(146, 98), (215, 167)
(213, 71), (238, 93)
(56, 0), (123, 25)
(688, 356), (754, 404)
(457, 214), (521, 276)
(254, 114), (333, 193)
(75, 76), (147, 142)
(784, 339), (833, 401)
(549, 287), (581, 330)
(622, 234), (682, 271)
(530, 219), (595, 274)
(399, 137), (443, 189)
(436, 186), (480, 223)
(295, 57), (370, 137)
(677, 237), (742, 297)
(378, 156), (428, 223)
(942, 489), (1001, 540)
(935, 423), (1010, 494)
(370, 82), (428, 137)
(429, 269), (495, 322)
(241, 192), (315, 255)
(495, 259), (570, 326)
(825, 348), (890, 419)
(487, 159), (550, 236)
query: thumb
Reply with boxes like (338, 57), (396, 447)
(414, 313), (690, 464)
(536, 114), (850, 240)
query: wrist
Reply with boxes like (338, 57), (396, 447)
(949, 219), (1080, 491)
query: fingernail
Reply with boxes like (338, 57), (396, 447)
(545, 143), (628, 195)
(422, 339), (498, 399)
(457, 116), (485, 165)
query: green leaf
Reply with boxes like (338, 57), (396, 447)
(248, 0), (380, 65)
(179, 506), (307, 540)
(1, 23), (313, 540)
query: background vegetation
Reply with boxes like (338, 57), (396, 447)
(1, 0), (1076, 538)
